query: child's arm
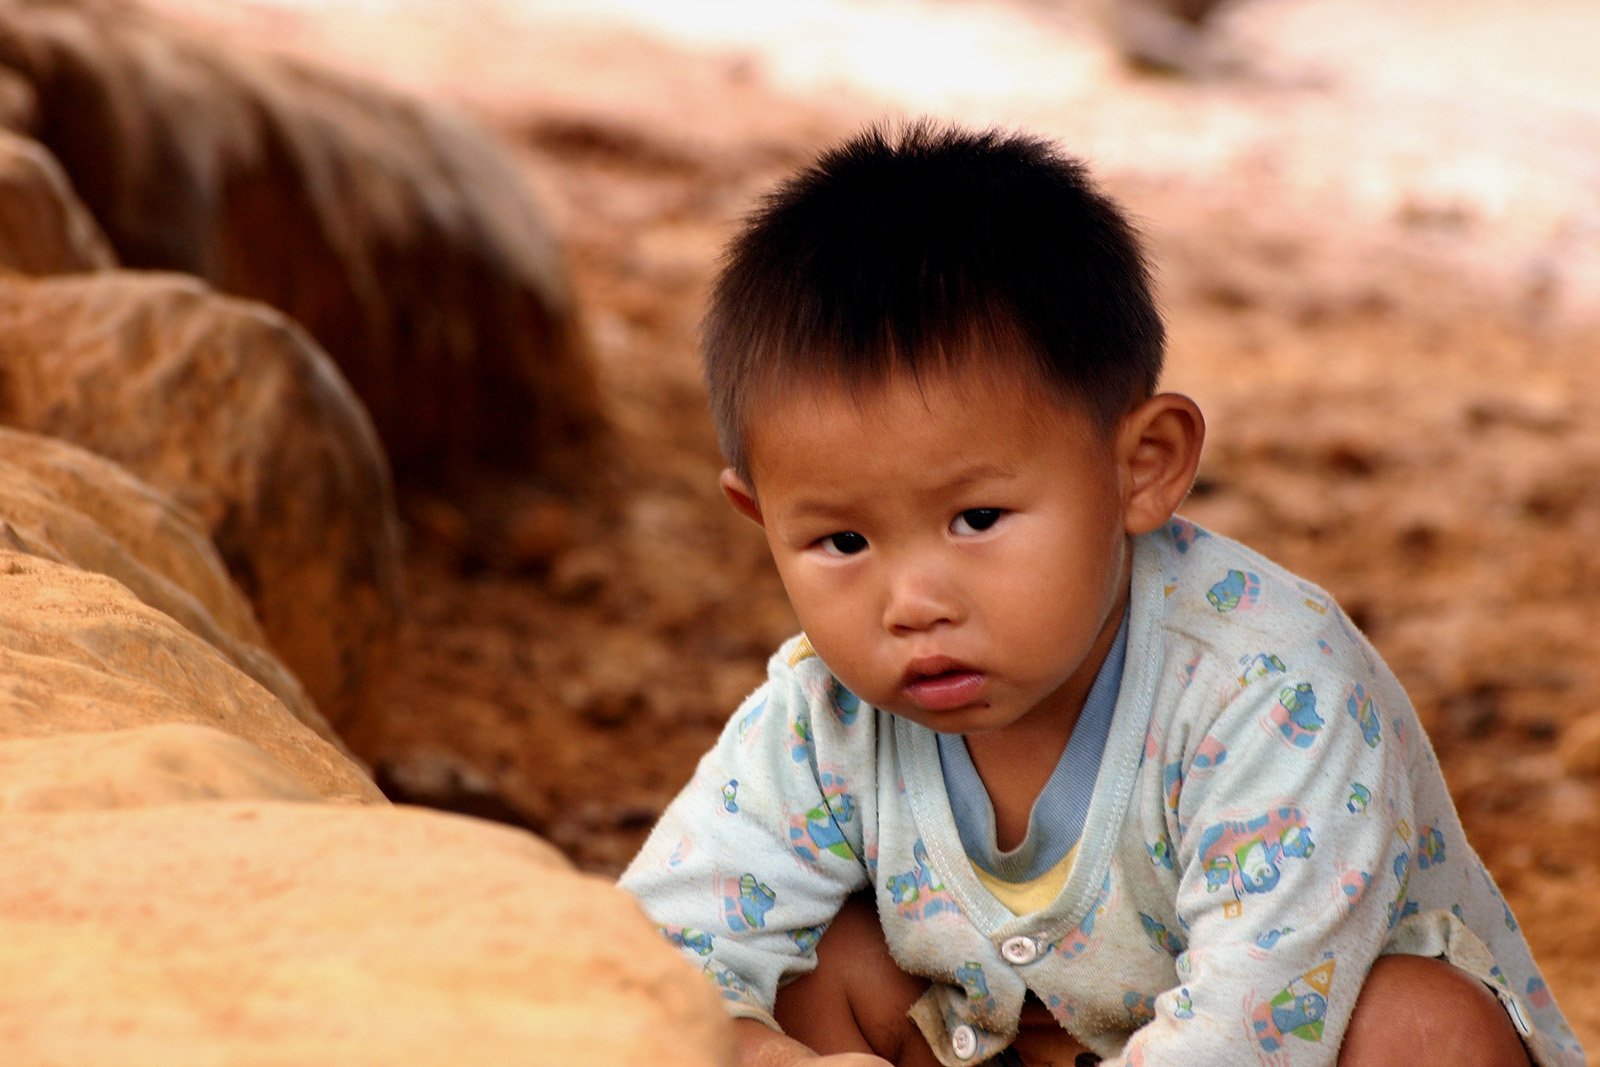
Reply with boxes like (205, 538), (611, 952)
(620, 640), (875, 1042)
(1109, 638), (1485, 1066)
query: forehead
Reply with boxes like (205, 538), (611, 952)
(743, 368), (1109, 498)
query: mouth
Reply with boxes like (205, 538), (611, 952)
(900, 655), (988, 712)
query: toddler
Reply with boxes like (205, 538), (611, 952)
(620, 122), (1583, 1067)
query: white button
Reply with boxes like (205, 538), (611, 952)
(1000, 935), (1040, 965)
(950, 1024), (978, 1059)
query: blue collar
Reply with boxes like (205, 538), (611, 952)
(937, 608), (1130, 881)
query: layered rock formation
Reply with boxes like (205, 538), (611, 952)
(0, 548), (381, 803)
(0, 540), (730, 1060)
(0, 128), (113, 274)
(0, 4), (732, 1061)
(0, 430), (731, 1063)
(0, 427), (338, 747)
(0, 0), (607, 486)
(0, 272), (402, 728)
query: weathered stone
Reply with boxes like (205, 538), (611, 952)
(0, 724), (322, 811)
(0, 271), (402, 727)
(1559, 712), (1600, 778)
(0, 803), (734, 1066)
(0, 0), (607, 486)
(0, 549), (382, 804)
(0, 128), (113, 274)
(0, 426), (340, 748)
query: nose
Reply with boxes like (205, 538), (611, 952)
(882, 557), (963, 635)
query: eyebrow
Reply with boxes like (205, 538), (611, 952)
(783, 462), (1017, 522)
(929, 462), (1014, 495)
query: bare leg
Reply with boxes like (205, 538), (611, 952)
(1340, 954), (1532, 1067)
(773, 893), (942, 1066)
(774, 894), (1096, 1066)
(781, 908), (1529, 1066)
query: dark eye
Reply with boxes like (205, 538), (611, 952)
(821, 531), (868, 556)
(951, 509), (1003, 536)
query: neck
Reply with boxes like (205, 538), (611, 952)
(964, 715), (1076, 852)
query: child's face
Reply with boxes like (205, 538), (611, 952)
(725, 368), (1156, 741)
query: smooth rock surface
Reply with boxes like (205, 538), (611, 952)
(0, 724), (322, 811)
(0, 127), (113, 274)
(0, 271), (403, 728)
(0, 0), (607, 486)
(0, 550), (383, 804)
(0, 426), (340, 748)
(0, 803), (735, 1066)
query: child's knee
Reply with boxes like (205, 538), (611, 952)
(1340, 954), (1531, 1067)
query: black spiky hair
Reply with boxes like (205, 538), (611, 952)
(703, 120), (1165, 478)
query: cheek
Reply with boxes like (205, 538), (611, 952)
(987, 526), (1122, 640)
(1004, 514), (1116, 589)
(777, 574), (887, 692)
(773, 561), (870, 647)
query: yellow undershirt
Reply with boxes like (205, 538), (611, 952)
(970, 843), (1079, 915)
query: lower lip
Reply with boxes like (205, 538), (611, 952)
(904, 670), (987, 712)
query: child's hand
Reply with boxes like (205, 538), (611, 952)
(810, 1057), (894, 1067)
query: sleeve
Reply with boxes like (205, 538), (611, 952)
(617, 640), (873, 1029)
(1110, 634), (1418, 1066)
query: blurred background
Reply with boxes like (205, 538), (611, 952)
(56, 0), (1600, 1046)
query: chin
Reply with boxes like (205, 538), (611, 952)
(934, 708), (1011, 735)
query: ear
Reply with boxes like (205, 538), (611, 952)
(719, 468), (765, 527)
(1117, 393), (1206, 536)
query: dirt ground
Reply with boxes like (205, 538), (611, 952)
(148, 0), (1600, 1048)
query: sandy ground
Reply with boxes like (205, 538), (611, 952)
(146, 0), (1600, 1048)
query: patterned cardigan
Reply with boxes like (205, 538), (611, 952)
(620, 520), (1583, 1066)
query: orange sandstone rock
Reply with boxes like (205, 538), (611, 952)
(0, 426), (341, 748)
(0, 271), (402, 728)
(1558, 713), (1600, 779)
(0, 128), (113, 274)
(0, 549), (382, 803)
(0, 0), (606, 487)
(0, 803), (734, 1066)
(0, 724), (323, 811)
